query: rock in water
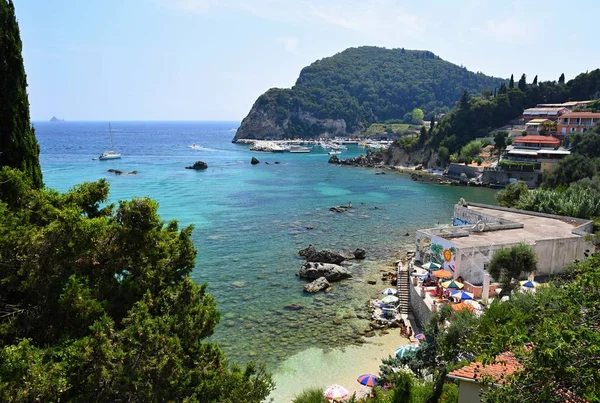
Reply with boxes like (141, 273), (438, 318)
(306, 249), (345, 265)
(185, 161), (208, 170)
(328, 154), (340, 164)
(303, 277), (330, 293)
(353, 248), (366, 259)
(251, 157), (260, 165)
(298, 244), (317, 258)
(284, 304), (305, 311)
(298, 262), (352, 281)
(107, 169), (123, 175)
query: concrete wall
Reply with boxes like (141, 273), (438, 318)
(448, 163), (484, 179)
(458, 381), (487, 403)
(410, 285), (431, 329)
(482, 169), (539, 188)
(463, 280), (499, 299)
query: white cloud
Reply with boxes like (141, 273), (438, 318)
(276, 36), (300, 55)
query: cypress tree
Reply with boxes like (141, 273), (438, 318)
(559, 73), (565, 84)
(518, 74), (527, 91)
(509, 74), (515, 89)
(0, 0), (43, 188)
(533, 75), (538, 85)
(499, 82), (507, 94)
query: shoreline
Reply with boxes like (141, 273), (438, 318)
(268, 331), (410, 402)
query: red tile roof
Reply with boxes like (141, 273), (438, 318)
(513, 135), (560, 145)
(447, 352), (523, 385)
(559, 112), (600, 119)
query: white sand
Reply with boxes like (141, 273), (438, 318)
(268, 332), (409, 402)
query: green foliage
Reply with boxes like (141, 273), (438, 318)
(365, 123), (415, 137)
(411, 108), (425, 125)
(541, 153), (597, 188)
(243, 46), (504, 136)
(437, 146), (449, 165)
(0, 0), (43, 188)
(487, 244), (538, 296)
(459, 140), (484, 159)
(292, 388), (327, 403)
(495, 180), (529, 207)
(0, 167), (274, 402)
(516, 182), (600, 219)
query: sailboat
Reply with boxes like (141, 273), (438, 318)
(97, 123), (121, 160)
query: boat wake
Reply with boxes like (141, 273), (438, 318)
(189, 144), (218, 152)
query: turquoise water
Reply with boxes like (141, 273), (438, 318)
(36, 121), (497, 368)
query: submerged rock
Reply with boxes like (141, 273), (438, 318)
(107, 169), (138, 175)
(303, 277), (330, 293)
(306, 249), (346, 265)
(353, 248), (366, 259)
(185, 160), (208, 170)
(251, 156), (260, 165)
(284, 304), (305, 311)
(298, 262), (352, 282)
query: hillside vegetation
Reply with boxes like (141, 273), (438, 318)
(234, 46), (503, 140)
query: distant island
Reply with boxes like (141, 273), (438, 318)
(50, 116), (64, 122)
(233, 46), (504, 141)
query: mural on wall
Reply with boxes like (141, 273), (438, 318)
(429, 235), (457, 273)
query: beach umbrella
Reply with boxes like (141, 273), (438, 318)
(519, 280), (540, 288)
(381, 288), (397, 295)
(415, 333), (425, 340)
(432, 269), (453, 279)
(422, 262), (441, 271)
(451, 302), (475, 312)
(381, 295), (399, 304)
(450, 290), (474, 300)
(323, 384), (349, 401)
(442, 280), (464, 289)
(395, 344), (418, 358)
(357, 374), (378, 387)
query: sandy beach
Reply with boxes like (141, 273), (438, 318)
(268, 331), (410, 402)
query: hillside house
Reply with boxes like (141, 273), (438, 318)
(557, 112), (600, 134)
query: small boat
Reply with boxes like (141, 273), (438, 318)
(328, 150), (341, 155)
(189, 144), (201, 150)
(97, 123), (121, 160)
(288, 145), (311, 153)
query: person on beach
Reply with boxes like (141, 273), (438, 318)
(407, 327), (413, 338)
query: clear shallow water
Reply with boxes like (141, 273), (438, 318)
(36, 121), (497, 369)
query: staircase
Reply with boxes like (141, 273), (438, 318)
(396, 261), (411, 316)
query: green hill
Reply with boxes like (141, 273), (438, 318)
(234, 46), (504, 141)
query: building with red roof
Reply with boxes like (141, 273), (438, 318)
(557, 112), (600, 134)
(512, 135), (560, 149)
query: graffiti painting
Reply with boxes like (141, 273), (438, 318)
(429, 235), (457, 273)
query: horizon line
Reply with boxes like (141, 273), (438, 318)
(32, 119), (242, 123)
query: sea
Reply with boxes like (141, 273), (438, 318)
(36, 121), (497, 397)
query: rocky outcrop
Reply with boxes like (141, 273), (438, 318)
(306, 250), (346, 265)
(328, 154), (340, 164)
(250, 157), (260, 165)
(329, 150), (385, 168)
(298, 262), (352, 282)
(185, 161), (208, 170)
(298, 244), (317, 258)
(354, 248), (366, 259)
(107, 169), (138, 175)
(303, 277), (330, 293)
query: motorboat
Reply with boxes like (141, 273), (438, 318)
(288, 145), (311, 153)
(328, 150), (341, 155)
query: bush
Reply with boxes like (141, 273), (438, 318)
(292, 388), (327, 403)
(475, 157), (483, 166)
(496, 180), (529, 207)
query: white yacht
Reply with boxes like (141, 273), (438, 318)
(98, 123), (121, 160)
(288, 145), (311, 153)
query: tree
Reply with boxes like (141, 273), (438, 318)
(559, 73), (565, 84)
(541, 153), (596, 188)
(418, 125), (428, 145)
(488, 244), (537, 296)
(0, 167), (274, 401)
(509, 74), (515, 89)
(411, 108), (425, 124)
(533, 75), (538, 85)
(496, 180), (529, 207)
(0, 0), (43, 188)
(429, 116), (435, 133)
(493, 131), (509, 163)
(498, 82), (507, 94)
(518, 74), (527, 91)
(459, 90), (471, 109)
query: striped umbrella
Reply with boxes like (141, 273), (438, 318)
(323, 384), (349, 401)
(381, 288), (397, 295)
(395, 344), (418, 358)
(450, 290), (474, 300)
(381, 295), (399, 304)
(357, 374), (378, 387)
(442, 280), (464, 289)
(422, 262), (441, 271)
(519, 280), (540, 288)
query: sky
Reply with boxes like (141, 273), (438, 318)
(14, 0), (600, 121)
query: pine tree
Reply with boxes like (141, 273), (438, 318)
(559, 73), (565, 84)
(493, 88), (497, 97)
(509, 74), (515, 89)
(533, 75), (538, 85)
(518, 74), (527, 91)
(459, 90), (471, 109)
(498, 82), (507, 95)
(0, 0), (43, 188)
(429, 116), (435, 134)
